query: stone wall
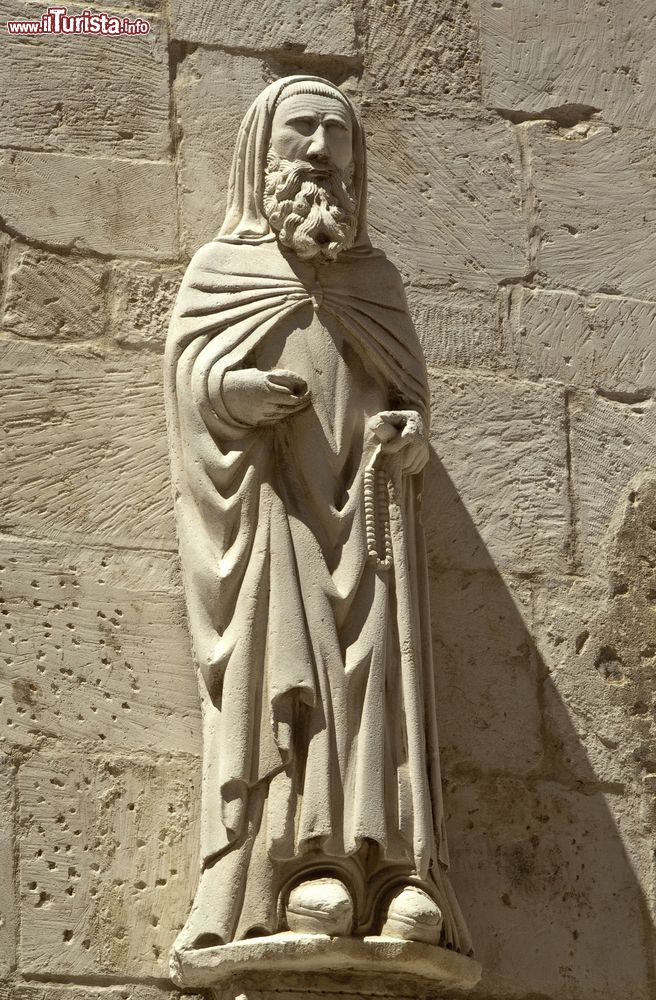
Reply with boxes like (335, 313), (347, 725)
(1, 2), (655, 999)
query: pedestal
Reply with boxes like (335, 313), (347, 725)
(171, 933), (482, 1000)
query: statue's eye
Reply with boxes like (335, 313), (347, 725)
(287, 117), (317, 135)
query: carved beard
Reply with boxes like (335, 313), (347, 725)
(263, 150), (357, 261)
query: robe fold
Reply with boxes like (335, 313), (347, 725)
(165, 75), (472, 956)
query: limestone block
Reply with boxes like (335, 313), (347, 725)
(18, 755), (199, 977)
(0, 537), (200, 754)
(505, 286), (656, 393)
(109, 261), (185, 350)
(424, 372), (569, 574)
(363, 0), (480, 102)
(446, 775), (652, 999)
(2, 988), (196, 1000)
(175, 48), (268, 252)
(406, 288), (500, 371)
(480, 0), (656, 129)
(3, 248), (106, 342)
(0, 231), (10, 303)
(569, 393), (656, 572)
(534, 477), (656, 788)
(430, 571), (542, 776)
(170, 0), (357, 55)
(0, 341), (176, 549)
(174, 936), (480, 992)
(364, 110), (528, 290)
(109, 0), (160, 12)
(0, 756), (16, 977)
(0, 0), (169, 158)
(0, 150), (178, 260)
(528, 122), (656, 299)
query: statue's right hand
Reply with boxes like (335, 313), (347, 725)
(219, 367), (311, 426)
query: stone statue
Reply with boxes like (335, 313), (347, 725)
(165, 75), (476, 987)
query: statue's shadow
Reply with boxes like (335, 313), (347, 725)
(423, 451), (656, 1000)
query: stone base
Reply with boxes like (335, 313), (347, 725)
(171, 932), (482, 998)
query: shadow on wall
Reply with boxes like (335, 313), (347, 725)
(423, 452), (656, 1000)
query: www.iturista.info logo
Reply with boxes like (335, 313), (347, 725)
(6, 5), (150, 33)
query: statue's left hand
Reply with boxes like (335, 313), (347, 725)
(369, 410), (429, 476)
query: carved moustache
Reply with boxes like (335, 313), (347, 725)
(263, 152), (357, 261)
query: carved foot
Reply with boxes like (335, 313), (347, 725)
(286, 877), (354, 936)
(380, 885), (443, 946)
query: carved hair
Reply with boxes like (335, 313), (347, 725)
(273, 79), (353, 112)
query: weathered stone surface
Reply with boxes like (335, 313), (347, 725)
(534, 477), (656, 788)
(364, 111), (528, 290)
(109, 261), (184, 350)
(407, 288), (500, 371)
(528, 122), (656, 299)
(175, 48), (267, 252)
(569, 393), (656, 572)
(170, 0), (357, 55)
(174, 935), (480, 991)
(0, 150), (178, 260)
(0, 0), (169, 158)
(3, 248), (106, 342)
(0, 537), (200, 754)
(0, 756), (16, 977)
(0, 231), (11, 304)
(0, 341), (175, 549)
(18, 755), (199, 977)
(505, 286), (656, 393)
(446, 776), (653, 999)
(363, 0), (480, 102)
(481, 0), (656, 129)
(430, 571), (542, 776)
(425, 372), (569, 574)
(0, 987), (194, 1000)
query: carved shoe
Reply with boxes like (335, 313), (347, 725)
(286, 877), (354, 936)
(380, 885), (443, 945)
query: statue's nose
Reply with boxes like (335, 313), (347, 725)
(307, 126), (330, 161)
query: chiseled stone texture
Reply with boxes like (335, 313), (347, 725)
(174, 49), (267, 252)
(447, 775), (653, 999)
(431, 571), (542, 777)
(170, 0), (358, 54)
(363, 0), (481, 102)
(109, 261), (184, 350)
(0, 988), (197, 1000)
(18, 755), (199, 977)
(0, 538), (200, 754)
(569, 393), (656, 572)
(528, 122), (656, 300)
(0, 756), (16, 977)
(0, 150), (178, 260)
(0, 342), (175, 549)
(504, 286), (656, 393)
(480, 0), (656, 129)
(425, 371), (570, 575)
(407, 288), (500, 372)
(534, 476), (656, 788)
(0, 0), (169, 158)
(3, 248), (106, 342)
(365, 110), (528, 290)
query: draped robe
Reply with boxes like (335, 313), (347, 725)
(165, 74), (472, 956)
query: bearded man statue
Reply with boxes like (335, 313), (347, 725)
(165, 75), (474, 973)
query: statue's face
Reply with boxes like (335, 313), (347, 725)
(270, 94), (354, 173)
